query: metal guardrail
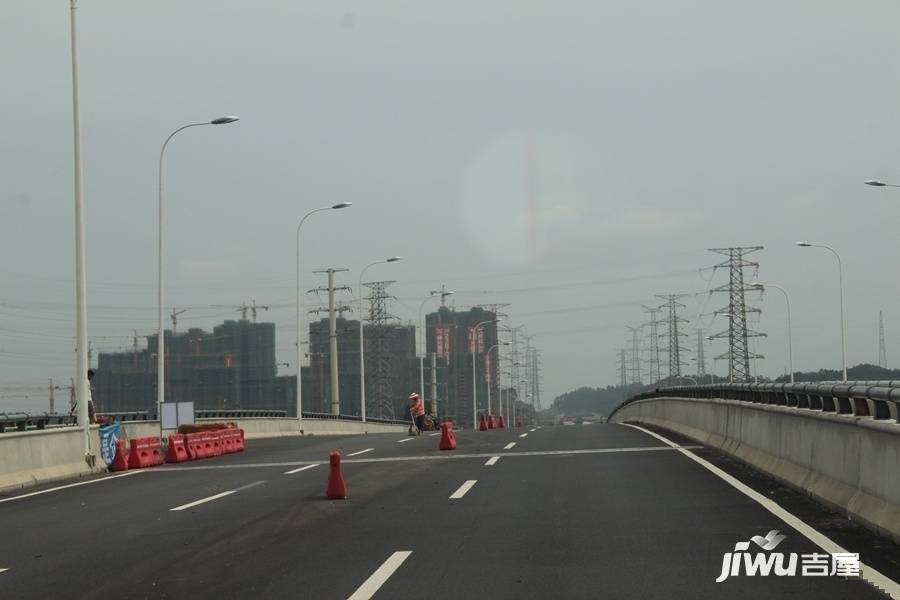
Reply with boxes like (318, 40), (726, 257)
(0, 413), (75, 433)
(610, 382), (900, 422)
(0, 409), (411, 434)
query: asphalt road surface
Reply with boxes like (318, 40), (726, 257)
(0, 423), (897, 599)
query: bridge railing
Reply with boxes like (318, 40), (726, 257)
(0, 409), (413, 434)
(610, 382), (900, 422)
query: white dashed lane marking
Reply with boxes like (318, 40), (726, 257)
(347, 551), (412, 600)
(284, 464), (319, 475)
(484, 456), (500, 466)
(348, 448), (374, 457)
(449, 480), (478, 499)
(503, 442), (516, 450)
(519, 433), (528, 438)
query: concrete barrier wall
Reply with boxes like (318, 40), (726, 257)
(0, 418), (406, 494)
(612, 397), (900, 542)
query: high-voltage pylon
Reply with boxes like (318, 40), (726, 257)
(657, 294), (690, 379)
(626, 326), (642, 385)
(696, 328), (707, 380)
(618, 349), (628, 387)
(879, 311), (888, 369)
(708, 247), (766, 383)
(642, 306), (662, 384)
(364, 280), (397, 420)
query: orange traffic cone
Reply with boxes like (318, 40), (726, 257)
(326, 450), (347, 500)
(439, 422), (456, 451)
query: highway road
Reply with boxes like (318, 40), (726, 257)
(1, 423), (898, 599)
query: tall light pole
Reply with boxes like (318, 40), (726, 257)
(752, 282), (794, 383)
(295, 203), (352, 426)
(358, 256), (401, 422)
(484, 341), (510, 417)
(471, 318), (501, 428)
(157, 115), (239, 432)
(796, 241), (847, 381)
(69, 0), (91, 459)
(418, 290), (454, 412)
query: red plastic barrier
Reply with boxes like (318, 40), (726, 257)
(326, 450), (347, 500)
(111, 439), (129, 471)
(200, 432), (217, 457)
(478, 414), (488, 431)
(234, 428), (245, 452)
(498, 415), (506, 429)
(127, 437), (164, 469)
(487, 415), (496, 430)
(165, 433), (190, 463)
(439, 422), (456, 451)
(185, 433), (203, 459)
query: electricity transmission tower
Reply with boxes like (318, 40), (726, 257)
(626, 326), (642, 385)
(658, 294), (690, 379)
(618, 349), (628, 387)
(642, 306), (662, 384)
(708, 247), (766, 382)
(364, 280), (397, 420)
(696, 328), (707, 380)
(879, 311), (888, 369)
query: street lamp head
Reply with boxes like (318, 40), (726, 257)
(795, 241), (812, 247)
(864, 180), (887, 187)
(210, 116), (240, 125)
(332, 202), (352, 209)
(386, 256), (402, 263)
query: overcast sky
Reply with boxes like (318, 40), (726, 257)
(2, 1), (900, 412)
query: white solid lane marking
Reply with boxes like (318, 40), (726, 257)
(622, 424), (900, 599)
(484, 456), (500, 466)
(347, 551), (412, 600)
(449, 480), (477, 499)
(519, 433), (528, 438)
(0, 471), (142, 504)
(170, 490), (236, 511)
(397, 437), (415, 443)
(284, 464), (319, 475)
(348, 448), (374, 457)
(503, 442), (516, 450)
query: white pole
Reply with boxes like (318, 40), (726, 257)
(816, 245), (847, 381)
(69, 0), (90, 460)
(757, 283), (794, 384)
(472, 350), (477, 428)
(358, 258), (398, 422)
(295, 205), (348, 425)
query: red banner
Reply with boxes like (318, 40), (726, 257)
(435, 325), (453, 359)
(467, 326), (485, 354)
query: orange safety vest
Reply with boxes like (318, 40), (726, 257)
(411, 397), (425, 417)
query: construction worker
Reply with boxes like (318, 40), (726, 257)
(409, 392), (425, 435)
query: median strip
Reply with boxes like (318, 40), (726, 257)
(347, 448), (374, 457)
(347, 551), (412, 600)
(484, 456), (500, 466)
(450, 480), (478, 499)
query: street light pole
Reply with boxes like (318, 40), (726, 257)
(158, 115), (239, 434)
(485, 342), (510, 417)
(796, 242), (847, 381)
(471, 318), (500, 428)
(69, 0), (91, 459)
(752, 282), (794, 383)
(296, 203), (352, 426)
(358, 256), (401, 422)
